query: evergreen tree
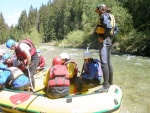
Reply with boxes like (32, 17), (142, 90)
(18, 10), (29, 35)
(0, 12), (9, 43)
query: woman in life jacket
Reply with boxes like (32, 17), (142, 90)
(36, 49), (46, 72)
(43, 56), (70, 99)
(94, 4), (119, 93)
(0, 63), (30, 91)
(59, 52), (78, 84)
(6, 39), (40, 89)
(75, 51), (103, 94)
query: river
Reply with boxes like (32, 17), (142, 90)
(1, 44), (150, 113)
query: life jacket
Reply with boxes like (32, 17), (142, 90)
(49, 65), (70, 87)
(6, 67), (24, 86)
(64, 60), (78, 78)
(83, 59), (103, 78)
(96, 13), (115, 36)
(15, 38), (36, 61)
(38, 56), (45, 67)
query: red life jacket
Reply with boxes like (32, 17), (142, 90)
(64, 60), (79, 78)
(15, 38), (36, 61)
(49, 65), (70, 87)
(38, 55), (45, 67)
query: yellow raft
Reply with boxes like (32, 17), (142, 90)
(0, 69), (123, 113)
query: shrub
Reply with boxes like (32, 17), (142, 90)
(60, 30), (85, 48)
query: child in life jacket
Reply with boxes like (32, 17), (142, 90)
(59, 52), (78, 84)
(0, 63), (30, 90)
(75, 51), (103, 94)
(36, 49), (46, 72)
(43, 56), (70, 99)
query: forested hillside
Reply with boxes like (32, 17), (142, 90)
(0, 0), (150, 56)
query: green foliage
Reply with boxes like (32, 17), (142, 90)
(119, 30), (150, 56)
(18, 10), (29, 33)
(0, 13), (9, 43)
(21, 27), (42, 47)
(60, 30), (85, 48)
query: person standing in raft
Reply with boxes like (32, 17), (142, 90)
(6, 38), (39, 89)
(75, 51), (103, 94)
(0, 63), (30, 90)
(43, 56), (70, 99)
(94, 4), (119, 93)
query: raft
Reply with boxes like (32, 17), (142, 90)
(0, 69), (123, 113)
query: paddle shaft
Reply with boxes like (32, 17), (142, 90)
(27, 68), (34, 91)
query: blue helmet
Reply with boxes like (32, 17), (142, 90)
(36, 49), (40, 53)
(2, 53), (11, 60)
(6, 39), (15, 48)
(0, 63), (8, 69)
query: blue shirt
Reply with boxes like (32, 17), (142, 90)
(0, 70), (11, 84)
(82, 62), (99, 79)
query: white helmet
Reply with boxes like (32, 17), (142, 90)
(60, 52), (69, 59)
(83, 51), (92, 59)
(0, 49), (5, 56)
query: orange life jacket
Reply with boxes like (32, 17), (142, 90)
(15, 38), (36, 61)
(49, 65), (70, 87)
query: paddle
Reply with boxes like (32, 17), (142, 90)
(9, 88), (44, 105)
(27, 67), (34, 91)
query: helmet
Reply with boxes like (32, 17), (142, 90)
(60, 52), (69, 59)
(0, 49), (5, 56)
(0, 63), (8, 69)
(97, 4), (106, 10)
(36, 49), (40, 53)
(83, 51), (92, 59)
(52, 56), (62, 65)
(6, 39), (15, 48)
(2, 53), (11, 60)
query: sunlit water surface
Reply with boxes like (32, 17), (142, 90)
(1, 44), (150, 113)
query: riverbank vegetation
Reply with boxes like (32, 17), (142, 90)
(0, 0), (150, 56)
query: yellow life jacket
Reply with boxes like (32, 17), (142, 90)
(96, 13), (115, 36)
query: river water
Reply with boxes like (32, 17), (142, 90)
(1, 44), (150, 113)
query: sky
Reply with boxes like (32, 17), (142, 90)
(0, 0), (49, 26)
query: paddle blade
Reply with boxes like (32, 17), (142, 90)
(10, 92), (32, 105)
